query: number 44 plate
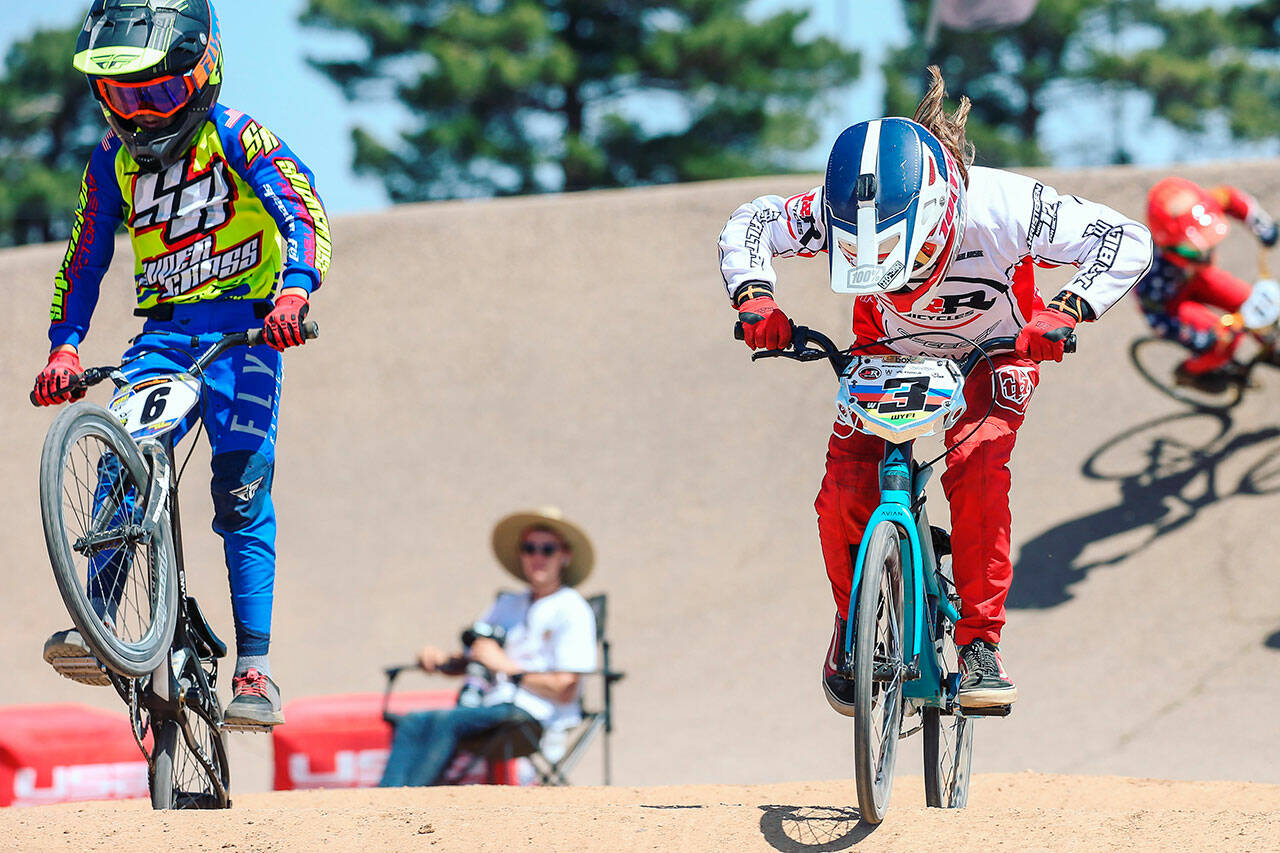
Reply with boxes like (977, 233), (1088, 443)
(109, 373), (202, 439)
(837, 355), (966, 443)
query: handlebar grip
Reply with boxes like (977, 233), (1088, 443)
(734, 321), (744, 341)
(1064, 331), (1077, 354)
(29, 390), (39, 407)
(244, 320), (319, 348)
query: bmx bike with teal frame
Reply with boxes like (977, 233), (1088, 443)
(741, 323), (1072, 824)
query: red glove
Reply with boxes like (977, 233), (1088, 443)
(1016, 307), (1077, 363)
(738, 295), (793, 350)
(33, 350), (85, 407)
(262, 294), (310, 351)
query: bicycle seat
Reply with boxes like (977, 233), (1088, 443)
(184, 596), (227, 660)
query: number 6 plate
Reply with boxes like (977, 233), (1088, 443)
(836, 355), (966, 443)
(108, 373), (202, 439)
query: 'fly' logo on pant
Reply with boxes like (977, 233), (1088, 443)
(230, 476), (265, 502)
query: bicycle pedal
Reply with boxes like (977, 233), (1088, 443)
(49, 656), (110, 687)
(220, 720), (277, 734)
(958, 703), (1013, 718)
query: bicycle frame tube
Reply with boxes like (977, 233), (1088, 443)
(846, 442), (925, 662)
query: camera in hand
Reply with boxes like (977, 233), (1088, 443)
(460, 621), (506, 648)
(456, 622), (507, 707)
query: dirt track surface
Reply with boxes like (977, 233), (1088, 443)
(2, 161), (1280, 807)
(1, 774), (1278, 852)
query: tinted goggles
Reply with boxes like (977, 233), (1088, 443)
(95, 73), (196, 121)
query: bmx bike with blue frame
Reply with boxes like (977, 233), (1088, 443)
(740, 322), (1073, 824)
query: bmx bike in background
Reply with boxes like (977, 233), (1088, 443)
(36, 324), (317, 809)
(740, 322), (1073, 824)
(1130, 251), (1280, 411)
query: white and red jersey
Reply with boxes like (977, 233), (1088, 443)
(718, 166), (1154, 358)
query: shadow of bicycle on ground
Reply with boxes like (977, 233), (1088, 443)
(1009, 409), (1280, 609)
(758, 804), (876, 851)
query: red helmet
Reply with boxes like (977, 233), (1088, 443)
(1147, 177), (1228, 264)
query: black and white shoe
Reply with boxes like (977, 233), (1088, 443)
(822, 615), (856, 717)
(957, 640), (1017, 708)
(224, 668), (284, 730)
(43, 628), (109, 686)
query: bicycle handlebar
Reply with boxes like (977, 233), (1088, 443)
(30, 321), (320, 407)
(733, 320), (1075, 377)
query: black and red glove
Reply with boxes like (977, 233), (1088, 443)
(262, 293), (310, 351)
(1016, 307), (1077, 363)
(33, 350), (85, 407)
(737, 295), (793, 351)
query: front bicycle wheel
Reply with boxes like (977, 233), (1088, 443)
(1129, 336), (1244, 411)
(150, 694), (230, 810)
(851, 520), (905, 825)
(40, 402), (178, 677)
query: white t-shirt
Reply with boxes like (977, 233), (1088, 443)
(478, 587), (598, 730)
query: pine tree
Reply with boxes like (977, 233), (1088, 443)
(885, 0), (1280, 169)
(0, 24), (103, 247)
(301, 0), (861, 201)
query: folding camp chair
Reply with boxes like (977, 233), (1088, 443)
(381, 593), (625, 785)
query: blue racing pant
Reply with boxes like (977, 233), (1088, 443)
(118, 300), (283, 657)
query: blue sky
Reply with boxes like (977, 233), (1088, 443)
(2, 2), (1271, 215)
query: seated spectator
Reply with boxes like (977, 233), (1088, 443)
(379, 507), (598, 787)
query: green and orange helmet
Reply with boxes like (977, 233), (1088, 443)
(74, 0), (222, 172)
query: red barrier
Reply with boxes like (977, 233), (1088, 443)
(271, 691), (522, 790)
(0, 705), (148, 807)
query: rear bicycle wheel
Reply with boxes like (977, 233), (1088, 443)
(922, 579), (973, 807)
(851, 520), (906, 825)
(151, 666), (230, 809)
(1129, 336), (1244, 411)
(39, 402), (177, 677)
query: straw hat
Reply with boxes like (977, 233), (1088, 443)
(491, 507), (595, 588)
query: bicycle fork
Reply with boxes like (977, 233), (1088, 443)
(844, 442), (927, 683)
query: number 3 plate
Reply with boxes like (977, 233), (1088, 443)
(108, 373), (202, 439)
(836, 355), (965, 443)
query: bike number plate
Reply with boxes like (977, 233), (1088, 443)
(1242, 279), (1280, 330)
(837, 355), (965, 442)
(109, 373), (202, 439)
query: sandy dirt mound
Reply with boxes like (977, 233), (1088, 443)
(1, 774), (1277, 852)
(2, 162), (1280, 798)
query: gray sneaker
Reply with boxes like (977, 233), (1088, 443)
(223, 668), (284, 730)
(43, 628), (109, 686)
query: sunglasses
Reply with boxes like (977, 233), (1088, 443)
(520, 542), (561, 557)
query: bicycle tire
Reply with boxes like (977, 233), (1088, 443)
(851, 520), (906, 825)
(40, 402), (178, 677)
(1129, 336), (1244, 412)
(150, 686), (230, 810)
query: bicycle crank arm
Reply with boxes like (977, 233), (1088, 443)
(872, 657), (921, 682)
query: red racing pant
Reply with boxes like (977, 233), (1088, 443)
(1167, 267), (1251, 373)
(814, 353), (1039, 647)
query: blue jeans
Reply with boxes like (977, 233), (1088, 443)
(379, 703), (538, 787)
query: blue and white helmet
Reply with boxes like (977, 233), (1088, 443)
(824, 118), (967, 297)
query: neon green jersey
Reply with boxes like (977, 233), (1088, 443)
(50, 103), (331, 348)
